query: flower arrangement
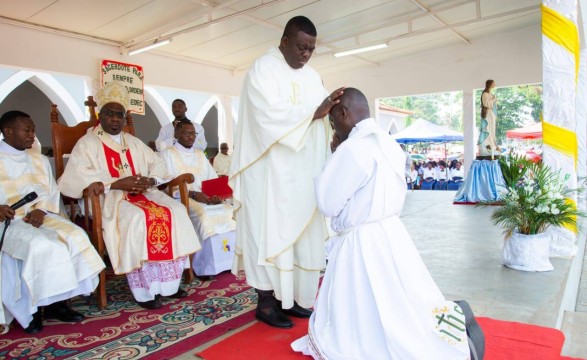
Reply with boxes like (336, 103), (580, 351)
(490, 155), (584, 238)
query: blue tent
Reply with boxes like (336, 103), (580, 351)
(390, 118), (463, 144)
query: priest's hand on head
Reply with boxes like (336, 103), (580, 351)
(23, 209), (46, 228)
(0, 205), (15, 222)
(112, 175), (152, 194)
(313, 87), (345, 120)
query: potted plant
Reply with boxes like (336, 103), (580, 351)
(489, 155), (583, 271)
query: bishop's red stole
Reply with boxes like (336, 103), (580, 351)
(98, 127), (174, 261)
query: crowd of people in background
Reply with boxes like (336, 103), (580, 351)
(408, 159), (465, 190)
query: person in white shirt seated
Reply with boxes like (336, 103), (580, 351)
(421, 161), (437, 190)
(160, 119), (236, 279)
(450, 161), (465, 181)
(212, 143), (231, 177)
(448, 161), (465, 190)
(0, 111), (105, 334)
(434, 161), (449, 190)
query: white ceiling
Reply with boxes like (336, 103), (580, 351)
(0, 0), (541, 75)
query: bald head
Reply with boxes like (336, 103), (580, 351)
(329, 87), (371, 142)
(337, 88), (370, 119)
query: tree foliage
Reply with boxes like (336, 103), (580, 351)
(475, 84), (542, 144)
(381, 84), (542, 146)
(381, 91), (463, 130)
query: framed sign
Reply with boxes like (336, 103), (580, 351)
(100, 60), (145, 114)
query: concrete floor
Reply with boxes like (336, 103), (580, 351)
(174, 190), (587, 359)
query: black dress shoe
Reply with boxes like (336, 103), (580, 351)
(23, 311), (43, 334)
(136, 298), (162, 310)
(282, 303), (313, 318)
(167, 288), (188, 299)
(45, 302), (84, 323)
(196, 275), (215, 282)
(255, 307), (294, 329)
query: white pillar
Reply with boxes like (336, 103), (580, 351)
(462, 90), (475, 174)
(542, 0), (579, 256)
(219, 94), (234, 150)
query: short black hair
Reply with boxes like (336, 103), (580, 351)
(282, 16), (317, 38)
(0, 110), (30, 135)
(174, 118), (194, 132)
(172, 99), (186, 105)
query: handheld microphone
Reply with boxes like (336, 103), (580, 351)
(10, 191), (38, 211)
(1, 192), (37, 251)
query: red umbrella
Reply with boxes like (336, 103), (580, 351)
(506, 122), (542, 139)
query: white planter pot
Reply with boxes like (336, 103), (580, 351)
(502, 231), (554, 272)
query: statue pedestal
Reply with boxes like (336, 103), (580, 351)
(453, 160), (505, 204)
(475, 155), (501, 161)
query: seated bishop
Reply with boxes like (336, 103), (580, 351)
(0, 110), (105, 334)
(160, 119), (236, 277)
(58, 82), (201, 310)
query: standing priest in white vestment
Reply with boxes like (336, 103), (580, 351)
(0, 111), (105, 334)
(160, 119), (236, 277)
(230, 15), (344, 329)
(155, 99), (207, 152)
(58, 82), (200, 310)
(292, 88), (470, 359)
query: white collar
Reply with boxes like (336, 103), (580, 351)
(0, 140), (26, 155)
(174, 141), (195, 153)
(109, 133), (122, 145)
(348, 118), (376, 138)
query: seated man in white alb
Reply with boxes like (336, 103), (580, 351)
(212, 142), (231, 177)
(160, 119), (236, 278)
(0, 110), (105, 334)
(58, 82), (200, 310)
(155, 99), (207, 152)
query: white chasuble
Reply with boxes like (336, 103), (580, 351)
(229, 46), (331, 308)
(58, 126), (200, 274)
(161, 145), (235, 241)
(0, 141), (104, 327)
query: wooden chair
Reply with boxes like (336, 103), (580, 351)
(50, 96), (135, 220)
(51, 97), (194, 310)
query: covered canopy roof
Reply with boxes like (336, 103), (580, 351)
(506, 122), (542, 139)
(391, 118), (463, 144)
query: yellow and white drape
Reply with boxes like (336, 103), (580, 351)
(542, 0), (581, 256)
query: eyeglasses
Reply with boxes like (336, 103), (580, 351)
(221, 147), (228, 150)
(102, 108), (125, 119)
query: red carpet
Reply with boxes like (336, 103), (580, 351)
(198, 316), (583, 360)
(198, 317), (309, 360)
(0, 271), (256, 360)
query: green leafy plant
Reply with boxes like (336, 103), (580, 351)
(490, 157), (584, 238)
(498, 154), (530, 188)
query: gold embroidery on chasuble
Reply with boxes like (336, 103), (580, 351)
(168, 147), (204, 194)
(126, 194), (174, 261)
(290, 82), (301, 105)
(0, 152), (49, 216)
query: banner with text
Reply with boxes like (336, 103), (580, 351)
(100, 60), (145, 114)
